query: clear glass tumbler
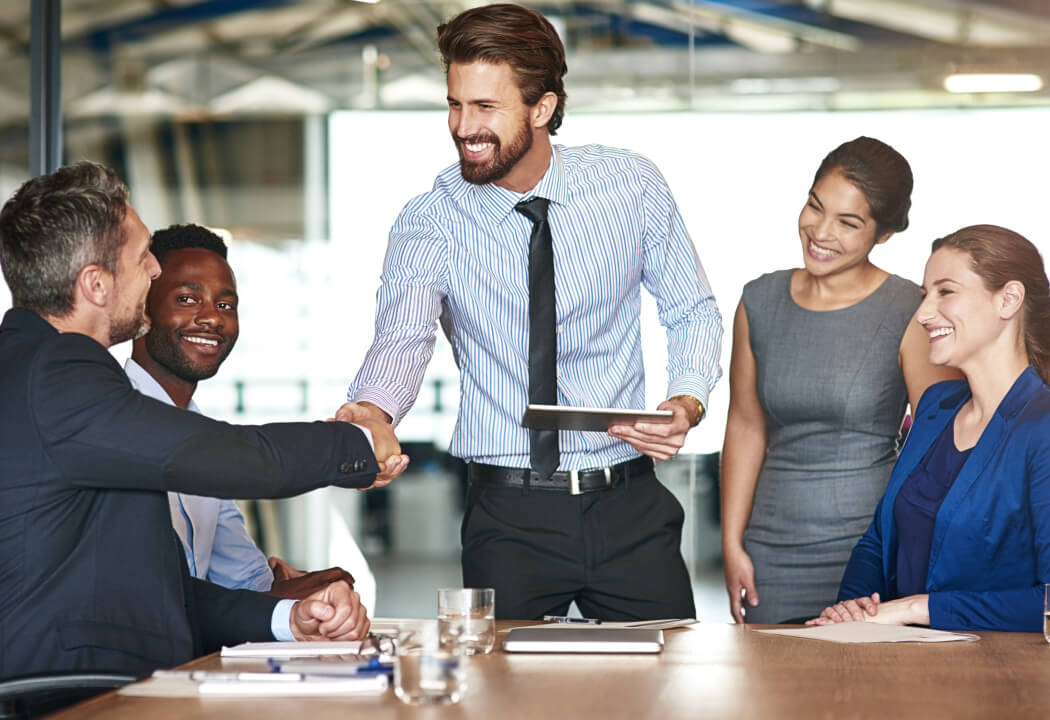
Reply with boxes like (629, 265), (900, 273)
(393, 621), (466, 705)
(437, 587), (496, 655)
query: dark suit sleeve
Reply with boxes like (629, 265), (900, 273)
(31, 332), (379, 497)
(189, 579), (281, 654)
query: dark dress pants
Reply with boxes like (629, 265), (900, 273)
(460, 467), (696, 620)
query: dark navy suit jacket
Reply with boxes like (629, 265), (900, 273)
(0, 309), (379, 677)
(838, 366), (1050, 631)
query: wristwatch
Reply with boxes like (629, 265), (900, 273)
(668, 394), (704, 427)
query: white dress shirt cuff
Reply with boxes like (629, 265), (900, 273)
(351, 423), (374, 452)
(271, 598), (298, 641)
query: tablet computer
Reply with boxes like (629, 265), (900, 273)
(521, 404), (674, 432)
(502, 627), (664, 654)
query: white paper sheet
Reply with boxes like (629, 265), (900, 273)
(119, 670), (387, 697)
(502, 619), (698, 632)
(755, 622), (979, 643)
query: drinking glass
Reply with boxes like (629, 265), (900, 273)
(393, 621), (466, 705)
(437, 587), (496, 655)
(1044, 584), (1050, 643)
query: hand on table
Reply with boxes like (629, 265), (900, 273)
(289, 579), (370, 642)
(608, 397), (695, 462)
(723, 545), (759, 624)
(331, 401), (409, 487)
(807, 593), (881, 625)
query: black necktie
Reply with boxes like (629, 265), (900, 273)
(515, 197), (559, 480)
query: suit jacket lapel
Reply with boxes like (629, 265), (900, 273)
(928, 367), (1041, 575)
(880, 383), (968, 580)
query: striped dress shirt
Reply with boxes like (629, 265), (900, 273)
(349, 144), (722, 470)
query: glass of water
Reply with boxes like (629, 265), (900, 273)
(1044, 584), (1050, 643)
(437, 587), (496, 655)
(393, 621), (466, 705)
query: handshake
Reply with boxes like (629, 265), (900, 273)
(331, 400), (409, 488)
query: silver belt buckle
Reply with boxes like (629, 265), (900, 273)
(569, 469), (581, 495)
(568, 467), (613, 495)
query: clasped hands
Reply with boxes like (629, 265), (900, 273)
(608, 396), (698, 462)
(330, 401), (409, 487)
(806, 592), (930, 627)
(288, 578), (371, 642)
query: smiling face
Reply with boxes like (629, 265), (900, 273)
(447, 61), (535, 186)
(797, 169), (886, 277)
(109, 205), (161, 345)
(141, 247), (239, 385)
(917, 247), (1005, 370)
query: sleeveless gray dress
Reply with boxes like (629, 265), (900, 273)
(741, 269), (921, 624)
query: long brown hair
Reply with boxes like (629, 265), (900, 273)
(933, 224), (1050, 384)
(437, 4), (568, 135)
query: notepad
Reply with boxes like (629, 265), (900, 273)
(220, 640), (365, 657)
(119, 670), (388, 698)
(502, 627), (664, 653)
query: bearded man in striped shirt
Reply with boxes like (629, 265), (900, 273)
(344, 3), (723, 621)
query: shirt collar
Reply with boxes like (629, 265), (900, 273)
(464, 145), (569, 227)
(124, 356), (202, 414)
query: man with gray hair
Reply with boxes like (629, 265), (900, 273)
(0, 161), (408, 679)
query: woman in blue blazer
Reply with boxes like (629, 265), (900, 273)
(810, 224), (1050, 631)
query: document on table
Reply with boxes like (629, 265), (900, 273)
(119, 670), (388, 698)
(756, 622), (979, 643)
(220, 640), (364, 657)
(503, 619), (698, 632)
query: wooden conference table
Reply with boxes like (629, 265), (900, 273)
(52, 621), (1050, 719)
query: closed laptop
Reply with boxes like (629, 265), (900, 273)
(502, 627), (664, 653)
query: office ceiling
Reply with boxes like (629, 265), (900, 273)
(1, 0), (1050, 120)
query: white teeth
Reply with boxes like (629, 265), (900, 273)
(809, 240), (837, 258)
(465, 143), (490, 152)
(185, 336), (218, 346)
(929, 327), (953, 338)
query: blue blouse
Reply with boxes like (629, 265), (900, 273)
(893, 421), (971, 597)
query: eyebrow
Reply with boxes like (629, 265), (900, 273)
(809, 190), (867, 224)
(920, 278), (955, 292)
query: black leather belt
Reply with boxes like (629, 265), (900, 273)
(468, 456), (654, 495)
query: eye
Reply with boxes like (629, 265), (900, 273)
(447, 100), (460, 109)
(176, 295), (199, 306)
(218, 301), (237, 311)
(938, 288), (953, 296)
(806, 201), (821, 212)
(840, 220), (859, 230)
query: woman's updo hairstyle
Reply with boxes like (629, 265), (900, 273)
(813, 136), (913, 238)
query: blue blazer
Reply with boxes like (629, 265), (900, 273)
(838, 366), (1050, 631)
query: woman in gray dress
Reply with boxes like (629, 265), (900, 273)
(720, 137), (961, 624)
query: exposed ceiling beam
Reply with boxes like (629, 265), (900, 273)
(585, 0), (861, 52)
(806, 0), (1050, 47)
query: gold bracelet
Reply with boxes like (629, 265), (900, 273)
(668, 394), (704, 427)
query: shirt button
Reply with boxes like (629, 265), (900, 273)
(556, 324), (563, 334)
(556, 368), (561, 377)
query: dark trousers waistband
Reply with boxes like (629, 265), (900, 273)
(468, 456), (654, 495)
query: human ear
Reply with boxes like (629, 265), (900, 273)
(76, 265), (111, 309)
(532, 91), (557, 129)
(999, 280), (1025, 320)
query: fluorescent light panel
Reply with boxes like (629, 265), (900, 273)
(944, 73), (1043, 93)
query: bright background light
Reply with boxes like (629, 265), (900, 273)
(330, 107), (1050, 454)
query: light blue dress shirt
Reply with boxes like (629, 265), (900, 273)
(124, 358), (295, 641)
(349, 144), (723, 469)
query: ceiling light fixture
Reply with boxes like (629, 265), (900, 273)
(943, 73), (1044, 93)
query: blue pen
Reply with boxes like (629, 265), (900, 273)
(267, 657), (393, 678)
(543, 615), (602, 625)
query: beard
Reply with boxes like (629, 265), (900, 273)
(109, 302), (150, 346)
(455, 115), (533, 185)
(144, 327), (236, 383)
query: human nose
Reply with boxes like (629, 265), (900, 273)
(146, 252), (161, 280)
(915, 294), (935, 325)
(195, 301), (221, 328)
(451, 107), (476, 139)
